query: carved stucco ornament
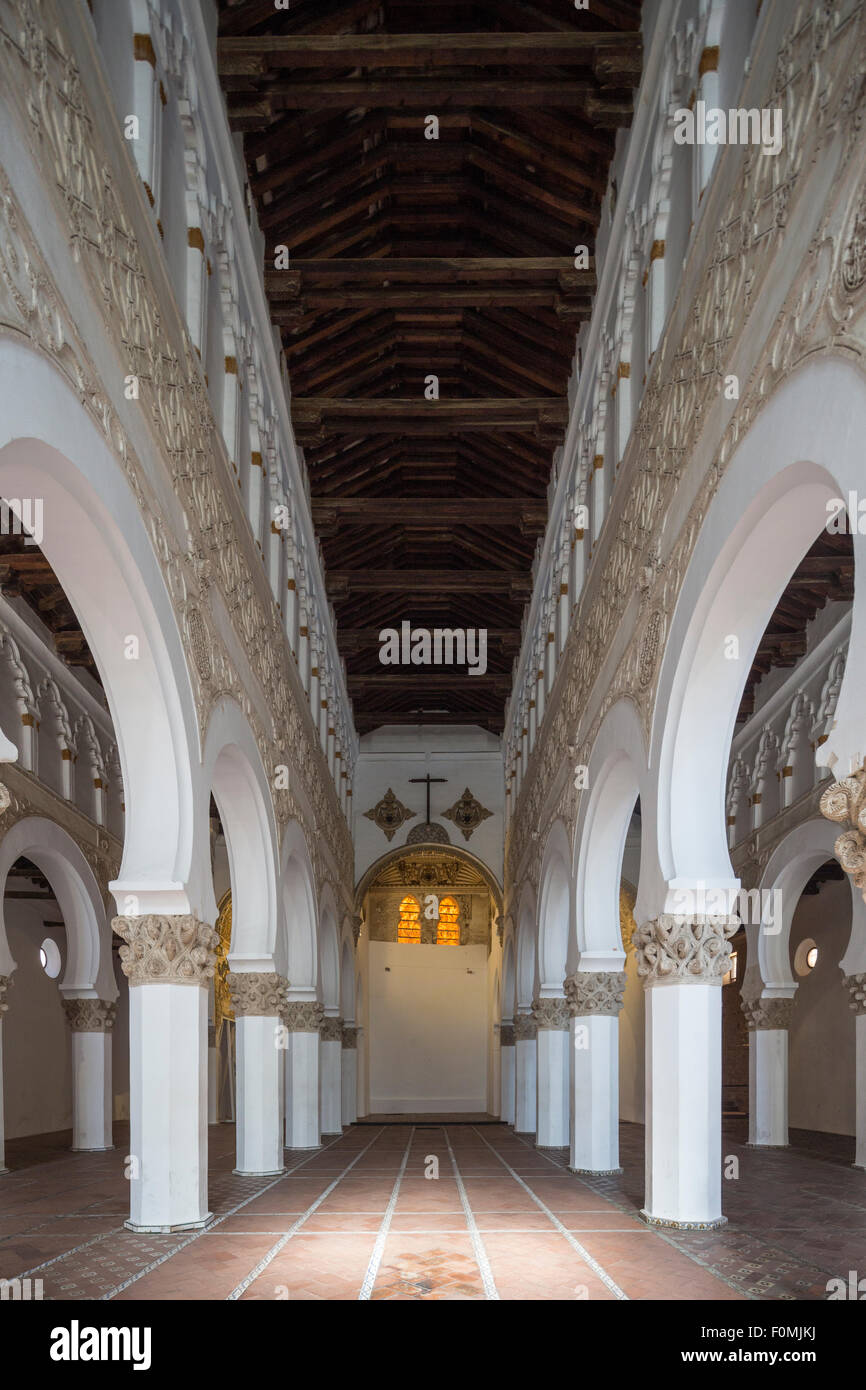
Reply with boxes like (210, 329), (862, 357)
(363, 788), (416, 841)
(62, 998), (117, 1032)
(227, 971), (288, 1018)
(820, 765), (866, 898)
(320, 1014), (343, 1043)
(844, 973), (866, 1015)
(532, 996), (570, 1031)
(564, 971), (627, 1017)
(281, 1000), (325, 1032)
(442, 787), (493, 841)
(635, 915), (738, 985)
(112, 915), (219, 987)
(406, 821), (450, 845)
(0, 975), (8, 1015)
(513, 1011), (537, 1041)
(499, 1023), (515, 1047)
(741, 997), (796, 1031)
(341, 1025), (358, 1049)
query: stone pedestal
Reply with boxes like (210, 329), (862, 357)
(113, 914), (218, 1233)
(514, 1011), (537, 1135)
(533, 997), (569, 1148)
(320, 1013), (343, 1136)
(743, 996), (795, 1148)
(565, 971), (626, 1173)
(341, 1025), (358, 1126)
(636, 913), (737, 1229)
(62, 998), (117, 1152)
(283, 1000), (324, 1150)
(229, 972), (287, 1176)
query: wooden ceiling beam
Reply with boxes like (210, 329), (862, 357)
(312, 497), (548, 527)
(229, 79), (632, 113)
(327, 569), (532, 596)
(218, 33), (641, 74)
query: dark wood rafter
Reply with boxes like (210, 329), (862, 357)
(0, 534), (101, 683)
(218, 0), (642, 731)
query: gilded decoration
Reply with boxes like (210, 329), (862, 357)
(442, 787), (493, 841)
(214, 889), (233, 1030)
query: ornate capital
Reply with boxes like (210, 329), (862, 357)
(820, 767), (866, 898)
(320, 1014), (344, 1042)
(62, 998), (117, 1032)
(112, 915), (219, 987)
(742, 996), (795, 1031)
(342, 1024), (358, 1049)
(227, 971), (288, 1018)
(564, 970), (627, 1017)
(499, 1023), (515, 1047)
(351, 914), (363, 947)
(514, 1011), (537, 1042)
(281, 1000), (325, 1033)
(0, 975), (9, 1015)
(844, 973), (866, 1016)
(635, 915), (738, 986)
(532, 996), (570, 1031)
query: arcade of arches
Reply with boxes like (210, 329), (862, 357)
(1, 0), (866, 1306)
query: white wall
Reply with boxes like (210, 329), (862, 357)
(353, 725), (504, 886)
(3, 903), (71, 1139)
(368, 941), (488, 1113)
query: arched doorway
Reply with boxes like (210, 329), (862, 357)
(356, 844), (502, 1117)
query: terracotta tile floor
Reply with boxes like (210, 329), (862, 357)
(0, 1119), (862, 1300)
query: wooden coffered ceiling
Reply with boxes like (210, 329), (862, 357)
(218, 0), (642, 733)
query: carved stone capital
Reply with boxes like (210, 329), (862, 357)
(844, 973), (866, 1016)
(62, 998), (117, 1032)
(351, 914), (363, 947)
(514, 1011), (537, 1042)
(820, 767), (866, 899)
(635, 915), (738, 986)
(320, 1014), (344, 1042)
(112, 915), (219, 987)
(0, 975), (9, 1016)
(564, 971), (627, 1017)
(227, 971), (288, 1018)
(499, 1022), (515, 1046)
(742, 997), (795, 1031)
(341, 1025), (358, 1049)
(281, 1000), (325, 1033)
(532, 996), (570, 1031)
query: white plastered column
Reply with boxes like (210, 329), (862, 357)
(534, 997), (569, 1149)
(229, 971), (287, 1176)
(637, 914), (736, 1229)
(62, 998), (116, 1152)
(0, 976), (9, 1173)
(114, 914), (218, 1233)
(846, 975), (866, 1169)
(744, 995), (796, 1148)
(341, 1024), (358, 1126)
(565, 971), (626, 1174)
(514, 1011), (537, 1135)
(320, 1013), (343, 1136)
(500, 1022), (516, 1125)
(284, 999), (323, 1149)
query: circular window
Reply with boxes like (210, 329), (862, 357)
(794, 937), (818, 977)
(39, 938), (61, 979)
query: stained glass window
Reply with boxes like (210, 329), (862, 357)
(397, 894), (421, 943)
(437, 895), (460, 946)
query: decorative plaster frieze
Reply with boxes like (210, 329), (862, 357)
(564, 971), (627, 1017)
(341, 1025), (358, 1049)
(741, 997), (796, 1031)
(112, 915), (218, 987)
(227, 971), (288, 1018)
(62, 998), (117, 1032)
(635, 915), (738, 986)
